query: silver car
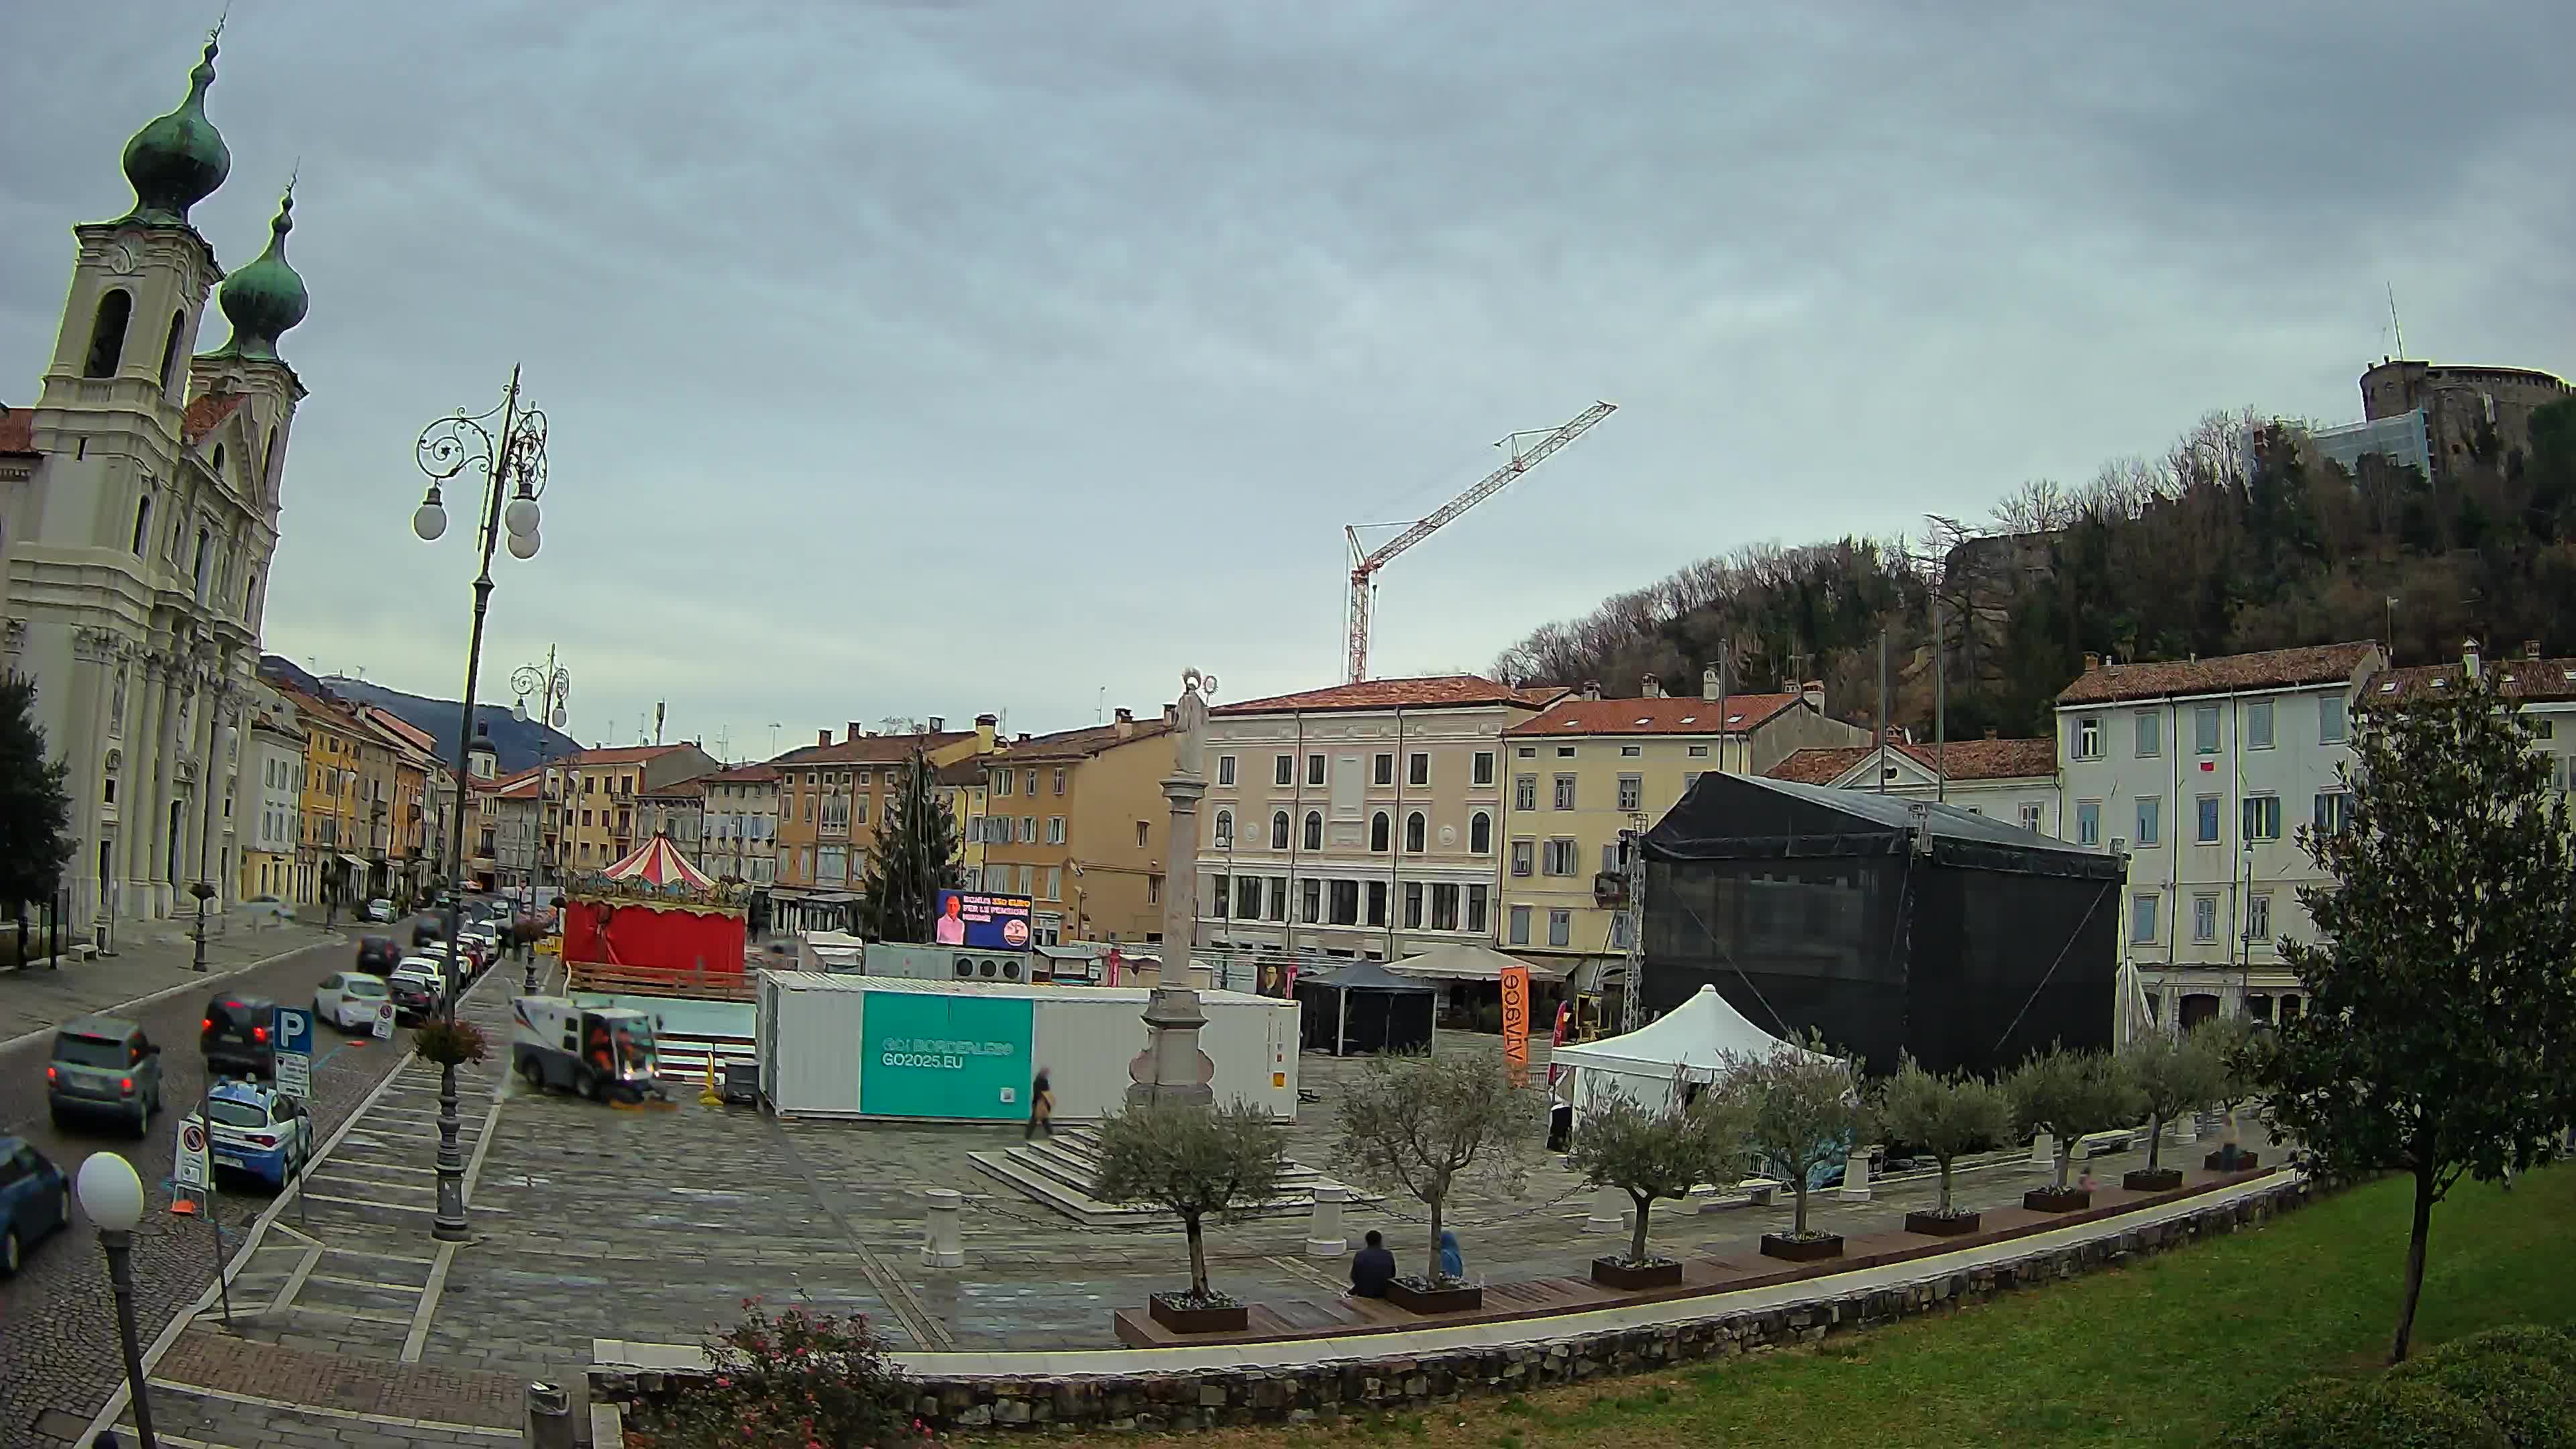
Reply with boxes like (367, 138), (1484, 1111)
(46, 1016), (164, 1136)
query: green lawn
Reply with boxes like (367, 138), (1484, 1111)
(1143, 1165), (2576, 1449)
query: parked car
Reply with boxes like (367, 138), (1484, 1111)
(387, 959), (445, 1024)
(313, 972), (392, 1032)
(46, 1016), (163, 1136)
(411, 914), (448, 949)
(365, 898), (396, 923)
(356, 934), (403, 975)
(0, 1137), (71, 1276)
(201, 994), (278, 1077)
(198, 1079), (313, 1189)
(241, 894), (296, 924)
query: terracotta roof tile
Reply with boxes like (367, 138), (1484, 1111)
(0, 407), (34, 455)
(2372, 657), (2576, 704)
(994, 718), (1172, 761)
(1767, 737), (2059, 785)
(2056, 643), (2380, 706)
(768, 731), (973, 767)
(570, 743), (692, 766)
(1505, 694), (1803, 737)
(934, 759), (987, 786)
(705, 763), (780, 783)
(1214, 675), (1564, 716)
(181, 392), (248, 445)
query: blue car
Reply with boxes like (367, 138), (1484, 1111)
(1, 1136), (72, 1277)
(200, 1079), (313, 1189)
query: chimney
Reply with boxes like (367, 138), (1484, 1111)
(2083, 651), (2101, 672)
(928, 716), (946, 732)
(2463, 637), (2481, 681)
(1581, 679), (1602, 702)
(975, 712), (998, 751)
(1114, 707), (1135, 738)
(817, 729), (833, 748)
(2524, 641), (2542, 661)
(1641, 674), (1663, 698)
(848, 720), (864, 741)
(1016, 733), (1031, 744)
(1802, 679), (1825, 712)
(1701, 666), (1721, 702)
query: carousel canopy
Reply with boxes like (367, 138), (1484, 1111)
(598, 833), (714, 892)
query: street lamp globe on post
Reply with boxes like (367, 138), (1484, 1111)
(411, 366), (550, 1243)
(78, 1152), (158, 1448)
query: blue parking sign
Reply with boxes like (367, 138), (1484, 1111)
(274, 1005), (315, 1100)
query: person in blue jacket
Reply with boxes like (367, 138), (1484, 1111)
(1438, 1230), (1466, 1283)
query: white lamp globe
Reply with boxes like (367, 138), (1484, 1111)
(513, 698), (529, 722)
(506, 528), (540, 561)
(76, 1151), (146, 1232)
(504, 494), (540, 538)
(549, 706), (568, 729)
(413, 498), (448, 543)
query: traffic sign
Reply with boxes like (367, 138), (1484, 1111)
(372, 1000), (394, 1039)
(275, 1006), (314, 1099)
(176, 1116), (210, 1191)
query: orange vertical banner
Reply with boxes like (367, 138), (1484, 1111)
(1499, 963), (1532, 1088)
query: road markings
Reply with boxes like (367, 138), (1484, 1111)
(402, 1242), (459, 1362)
(144, 1380), (521, 1438)
(263, 1246), (323, 1318)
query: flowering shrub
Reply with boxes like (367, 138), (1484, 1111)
(626, 1299), (917, 1448)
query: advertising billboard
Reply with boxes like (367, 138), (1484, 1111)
(932, 890), (1034, 949)
(860, 990), (1034, 1120)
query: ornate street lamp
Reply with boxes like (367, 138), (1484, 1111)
(410, 366), (549, 1243)
(78, 1152), (158, 1448)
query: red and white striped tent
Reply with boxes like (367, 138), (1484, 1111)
(598, 833), (714, 892)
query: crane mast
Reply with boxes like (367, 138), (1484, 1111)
(1344, 400), (1616, 684)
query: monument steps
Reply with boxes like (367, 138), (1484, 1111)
(969, 1126), (1379, 1228)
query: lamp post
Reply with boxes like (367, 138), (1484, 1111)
(77, 1152), (158, 1449)
(411, 366), (549, 1243)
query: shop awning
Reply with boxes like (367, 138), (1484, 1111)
(338, 853), (370, 873)
(1389, 943), (1570, 983)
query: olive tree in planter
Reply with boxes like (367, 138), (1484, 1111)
(1566, 1080), (1754, 1289)
(2006, 1045), (2142, 1212)
(1725, 1034), (1862, 1263)
(1093, 1099), (1287, 1334)
(1332, 1051), (1541, 1313)
(2121, 1028), (2226, 1191)
(1870, 1055), (2011, 1237)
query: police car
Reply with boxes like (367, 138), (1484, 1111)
(199, 1078), (314, 1189)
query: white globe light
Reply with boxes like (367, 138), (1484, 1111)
(506, 527), (540, 560)
(550, 706), (568, 728)
(412, 500), (448, 542)
(513, 698), (529, 722)
(504, 495), (540, 537)
(76, 1151), (145, 1232)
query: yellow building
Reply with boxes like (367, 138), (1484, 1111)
(935, 758), (989, 891)
(278, 686), (367, 908)
(550, 743), (719, 875)
(770, 717), (996, 933)
(1497, 674), (1866, 977)
(978, 710), (1171, 946)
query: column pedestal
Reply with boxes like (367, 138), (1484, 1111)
(1303, 1184), (1348, 1257)
(1837, 1148), (1872, 1202)
(921, 1187), (964, 1268)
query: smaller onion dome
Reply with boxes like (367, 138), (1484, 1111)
(208, 186), (309, 362)
(119, 36), (231, 227)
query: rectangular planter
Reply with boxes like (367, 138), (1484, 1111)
(1759, 1232), (1843, 1263)
(2123, 1167), (2185, 1193)
(1904, 1209), (1981, 1237)
(1384, 1278), (1483, 1315)
(1590, 1255), (1684, 1290)
(2024, 1187), (2092, 1213)
(2205, 1149), (2260, 1171)
(1147, 1293), (1249, 1335)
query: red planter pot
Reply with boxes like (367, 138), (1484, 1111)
(2123, 1167), (2185, 1193)
(1147, 1293), (1249, 1335)
(1760, 1232), (1843, 1263)
(1385, 1278), (1483, 1314)
(1904, 1209), (1982, 1236)
(1590, 1255), (1685, 1290)
(2023, 1187), (2092, 1213)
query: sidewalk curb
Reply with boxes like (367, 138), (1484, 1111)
(0, 932), (345, 1057)
(76, 964), (513, 1448)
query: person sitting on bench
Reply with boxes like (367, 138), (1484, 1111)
(1350, 1229), (1397, 1298)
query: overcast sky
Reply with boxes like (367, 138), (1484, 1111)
(7, 3), (2571, 759)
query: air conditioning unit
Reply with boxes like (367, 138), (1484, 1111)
(1002, 960), (1022, 981)
(953, 957), (974, 978)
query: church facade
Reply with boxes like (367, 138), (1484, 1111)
(0, 32), (312, 932)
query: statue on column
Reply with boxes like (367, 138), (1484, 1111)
(1130, 667), (1222, 1110)
(1171, 667), (1216, 780)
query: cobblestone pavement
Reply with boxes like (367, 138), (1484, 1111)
(105, 1332), (525, 1446)
(0, 924), (417, 1448)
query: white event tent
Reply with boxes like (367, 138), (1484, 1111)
(1550, 984), (1839, 1118)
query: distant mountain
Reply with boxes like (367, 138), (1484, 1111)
(260, 655), (580, 775)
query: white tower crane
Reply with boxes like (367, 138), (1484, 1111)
(1342, 400), (1616, 684)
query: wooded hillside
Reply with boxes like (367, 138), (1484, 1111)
(1493, 398), (2576, 739)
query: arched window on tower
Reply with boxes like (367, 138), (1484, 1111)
(211, 443), (225, 485)
(129, 494), (152, 555)
(85, 290), (133, 378)
(156, 310), (186, 396)
(262, 424), (279, 500)
(244, 570), (258, 618)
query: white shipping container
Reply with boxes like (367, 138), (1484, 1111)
(755, 972), (1299, 1122)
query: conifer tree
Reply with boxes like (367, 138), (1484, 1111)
(855, 747), (961, 941)
(0, 674), (76, 961)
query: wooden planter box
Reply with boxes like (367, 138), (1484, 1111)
(1146, 1293), (1249, 1335)
(2123, 1167), (2185, 1193)
(2024, 1187), (2092, 1213)
(2204, 1149), (2260, 1171)
(1590, 1255), (1685, 1290)
(1760, 1232), (1843, 1263)
(1904, 1209), (1981, 1237)
(1385, 1278), (1483, 1314)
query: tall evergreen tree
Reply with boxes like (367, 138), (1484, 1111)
(855, 747), (961, 942)
(0, 674), (76, 958)
(2265, 667), (2576, 1364)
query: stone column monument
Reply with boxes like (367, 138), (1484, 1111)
(1128, 668), (1219, 1110)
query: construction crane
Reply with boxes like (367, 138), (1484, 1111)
(1342, 400), (1617, 684)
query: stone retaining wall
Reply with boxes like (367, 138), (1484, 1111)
(596, 1178), (2309, 1436)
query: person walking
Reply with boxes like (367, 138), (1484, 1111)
(1349, 1229), (1397, 1298)
(1025, 1069), (1055, 1139)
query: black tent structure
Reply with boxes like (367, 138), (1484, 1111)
(1640, 772), (2123, 1078)
(1293, 959), (1438, 1055)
